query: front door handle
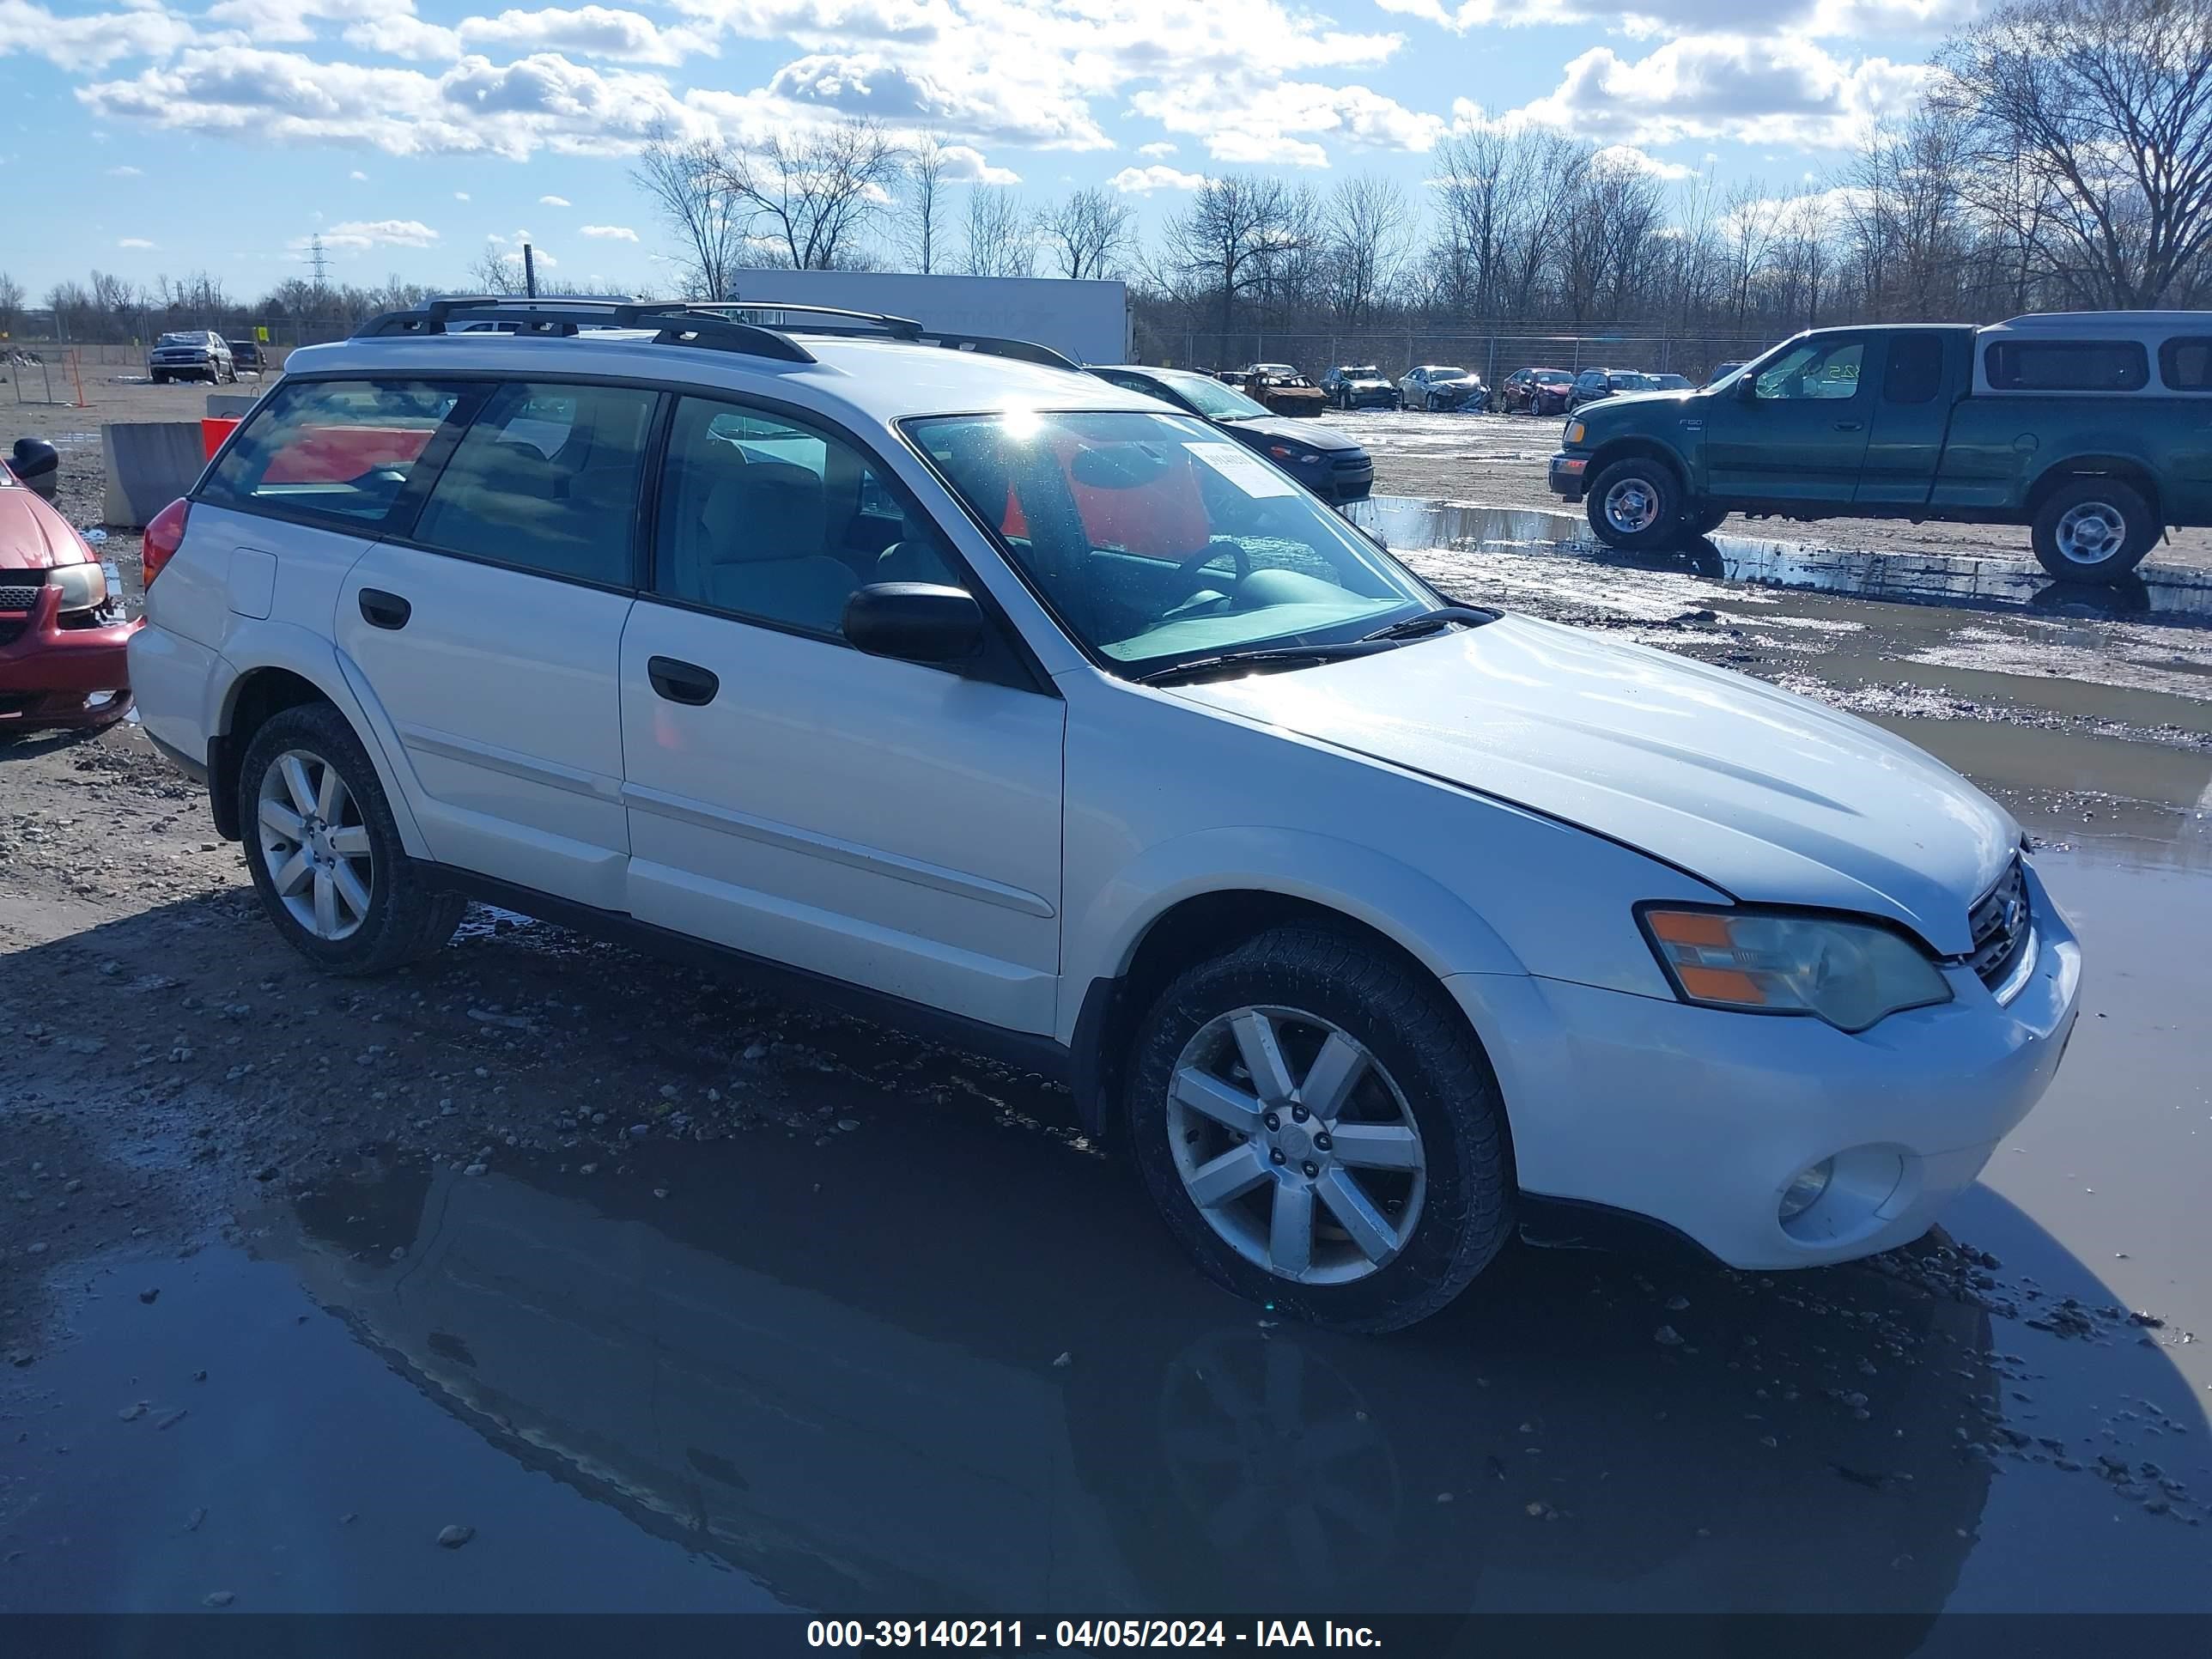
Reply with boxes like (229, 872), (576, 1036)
(1833, 421), (1863, 431)
(647, 655), (719, 707)
(358, 587), (410, 629)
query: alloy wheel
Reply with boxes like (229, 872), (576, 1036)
(256, 748), (374, 940)
(2053, 500), (2127, 566)
(1166, 1006), (1426, 1285)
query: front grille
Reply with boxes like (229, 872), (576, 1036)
(1968, 857), (2033, 994)
(0, 572), (45, 611)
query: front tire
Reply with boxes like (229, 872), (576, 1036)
(1688, 501), (1729, 537)
(1587, 456), (1685, 552)
(1124, 927), (1514, 1333)
(240, 702), (465, 976)
(2032, 478), (2155, 583)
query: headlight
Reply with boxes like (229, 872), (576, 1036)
(1639, 906), (1952, 1033)
(1564, 421), (1585, 446)
(50, 560), (109, 613)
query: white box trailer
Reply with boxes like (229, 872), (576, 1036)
(722, 270), (1130, 366)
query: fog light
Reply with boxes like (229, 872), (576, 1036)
(1779, 1158), (1834, 1221)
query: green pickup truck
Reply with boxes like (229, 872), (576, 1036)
(1548, 311), (2212, 582)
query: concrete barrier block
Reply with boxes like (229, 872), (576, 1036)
(205, 392), (258, 417)
(103, 421), (207, 528)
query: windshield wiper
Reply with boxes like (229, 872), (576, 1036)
(1358, 605), (1498, 641)
(1132, 640), (1395, 687)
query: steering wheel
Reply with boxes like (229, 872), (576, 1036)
(1173, 537), (1250, 596)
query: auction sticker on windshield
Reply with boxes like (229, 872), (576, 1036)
(1185, 441), (1295, 496)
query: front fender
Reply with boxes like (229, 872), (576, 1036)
(1055, 825), (1526, 1047)
(207, 621), (434, 860)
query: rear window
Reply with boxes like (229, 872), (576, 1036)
(1984, 339), (2148, 392)
(2160, 337), (2212, 391)
(199, 379), (468, 525)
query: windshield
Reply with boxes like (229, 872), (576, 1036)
(1340, 366), (1380, 378)
(1152, 370), (1268, 421)
(1431, 367), (1469, 380)
(1607, 373), (1655, 391)
(157, 332), (204, 346)
(907, 410), (1436, 676)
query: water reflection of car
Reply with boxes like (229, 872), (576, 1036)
(1089, 363), (1374, 502)
(1319, 366), (1401, 410)
(1399, 363), (1486, 411)
(268, 1144), (1995, 1621)
(1500, 368), (1576, 416)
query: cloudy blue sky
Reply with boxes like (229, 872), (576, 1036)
(1, 0), (1975, 297)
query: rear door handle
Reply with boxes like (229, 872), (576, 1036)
(358, 587), (410, 629)
(647, 655), (719, 707)
(1833, 421), (1863, 431)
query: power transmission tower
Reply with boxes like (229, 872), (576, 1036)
(306, 234), (331, 291)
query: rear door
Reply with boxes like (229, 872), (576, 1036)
(1703, 332), (1875, 503)
(335, 379), (659, 911)
(1855, 331), (1964, 507)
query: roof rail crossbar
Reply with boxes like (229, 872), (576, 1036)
(353, 298), (817, 362)
(686, 301), (926, 339)
(922, 332), (1081, 371)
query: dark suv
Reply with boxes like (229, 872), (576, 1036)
(1566, 368), (1655, 410)
(149, 331), (235, 385)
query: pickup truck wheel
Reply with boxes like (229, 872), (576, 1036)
(1690, 502), (1729, 537)
(2033, 479), (2155, 583)
(1587, 457), (1684, 551)
(240, 703), (467, 976)
(1125, 926), (1514, 1333)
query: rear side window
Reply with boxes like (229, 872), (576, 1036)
(200, 380), (469, 526)
(1881, 334), (1946, 405)
(2160, 337), (2212, 390)
(1984, 339), (2148, 392)
(410, 381), (658, 586)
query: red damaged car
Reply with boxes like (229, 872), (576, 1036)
(0, 439), (137, 733)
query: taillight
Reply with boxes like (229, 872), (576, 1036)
(142, 498), (190, 589)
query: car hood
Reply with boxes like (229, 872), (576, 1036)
(0, 483), (90, 568)
(1220, 416), (1364, 453)
(1167, 613), (2016, 954)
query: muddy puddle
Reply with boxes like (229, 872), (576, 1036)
(1352, 497), (2212, 628)
(7, 792), (2208, 1615)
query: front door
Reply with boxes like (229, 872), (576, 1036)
(617, 394), (1065, 1035)
(336, 379), (659, 911)
(1704, 333), (1875, 503)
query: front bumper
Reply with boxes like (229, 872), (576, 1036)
(1340, 388), (1397, 408)
(1548, 452), (1587, 501)
(1445, 862), (2082, 1270)
(0, 588), (138, 731)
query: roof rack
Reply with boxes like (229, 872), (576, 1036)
(355, 297), (817, 362)
(351, 295), (1083, 373)
(687, 301), (1082, 370)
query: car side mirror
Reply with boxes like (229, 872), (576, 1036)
(9, 437), (59, 501)
(843, 582), (985, 665)
(1735, 375), (1758, 403)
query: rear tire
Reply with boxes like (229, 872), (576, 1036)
(1124, 926), (1514, 1333)
(2031, 477), (2155, 584)
(239, 702), (465, 976)
(1586, 456), (1685, 552)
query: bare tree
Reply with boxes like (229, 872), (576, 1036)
(633, 125), (746, 301)
(0, 271), (23, 337)
(721, 118), (904, 270)
(1160, 175), (1301, 363)
(962, 185), (1033, 276)
(467, 242), (528, 295)
(1939, 0), (2212, 307)
(899, 131), (954, 275)
(1723, 182), (1784, 328)
(1035, 187), (1135, 279)
(1319, 175), (1409, 322)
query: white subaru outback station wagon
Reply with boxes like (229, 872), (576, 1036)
(129, 298), (2081, 1331)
